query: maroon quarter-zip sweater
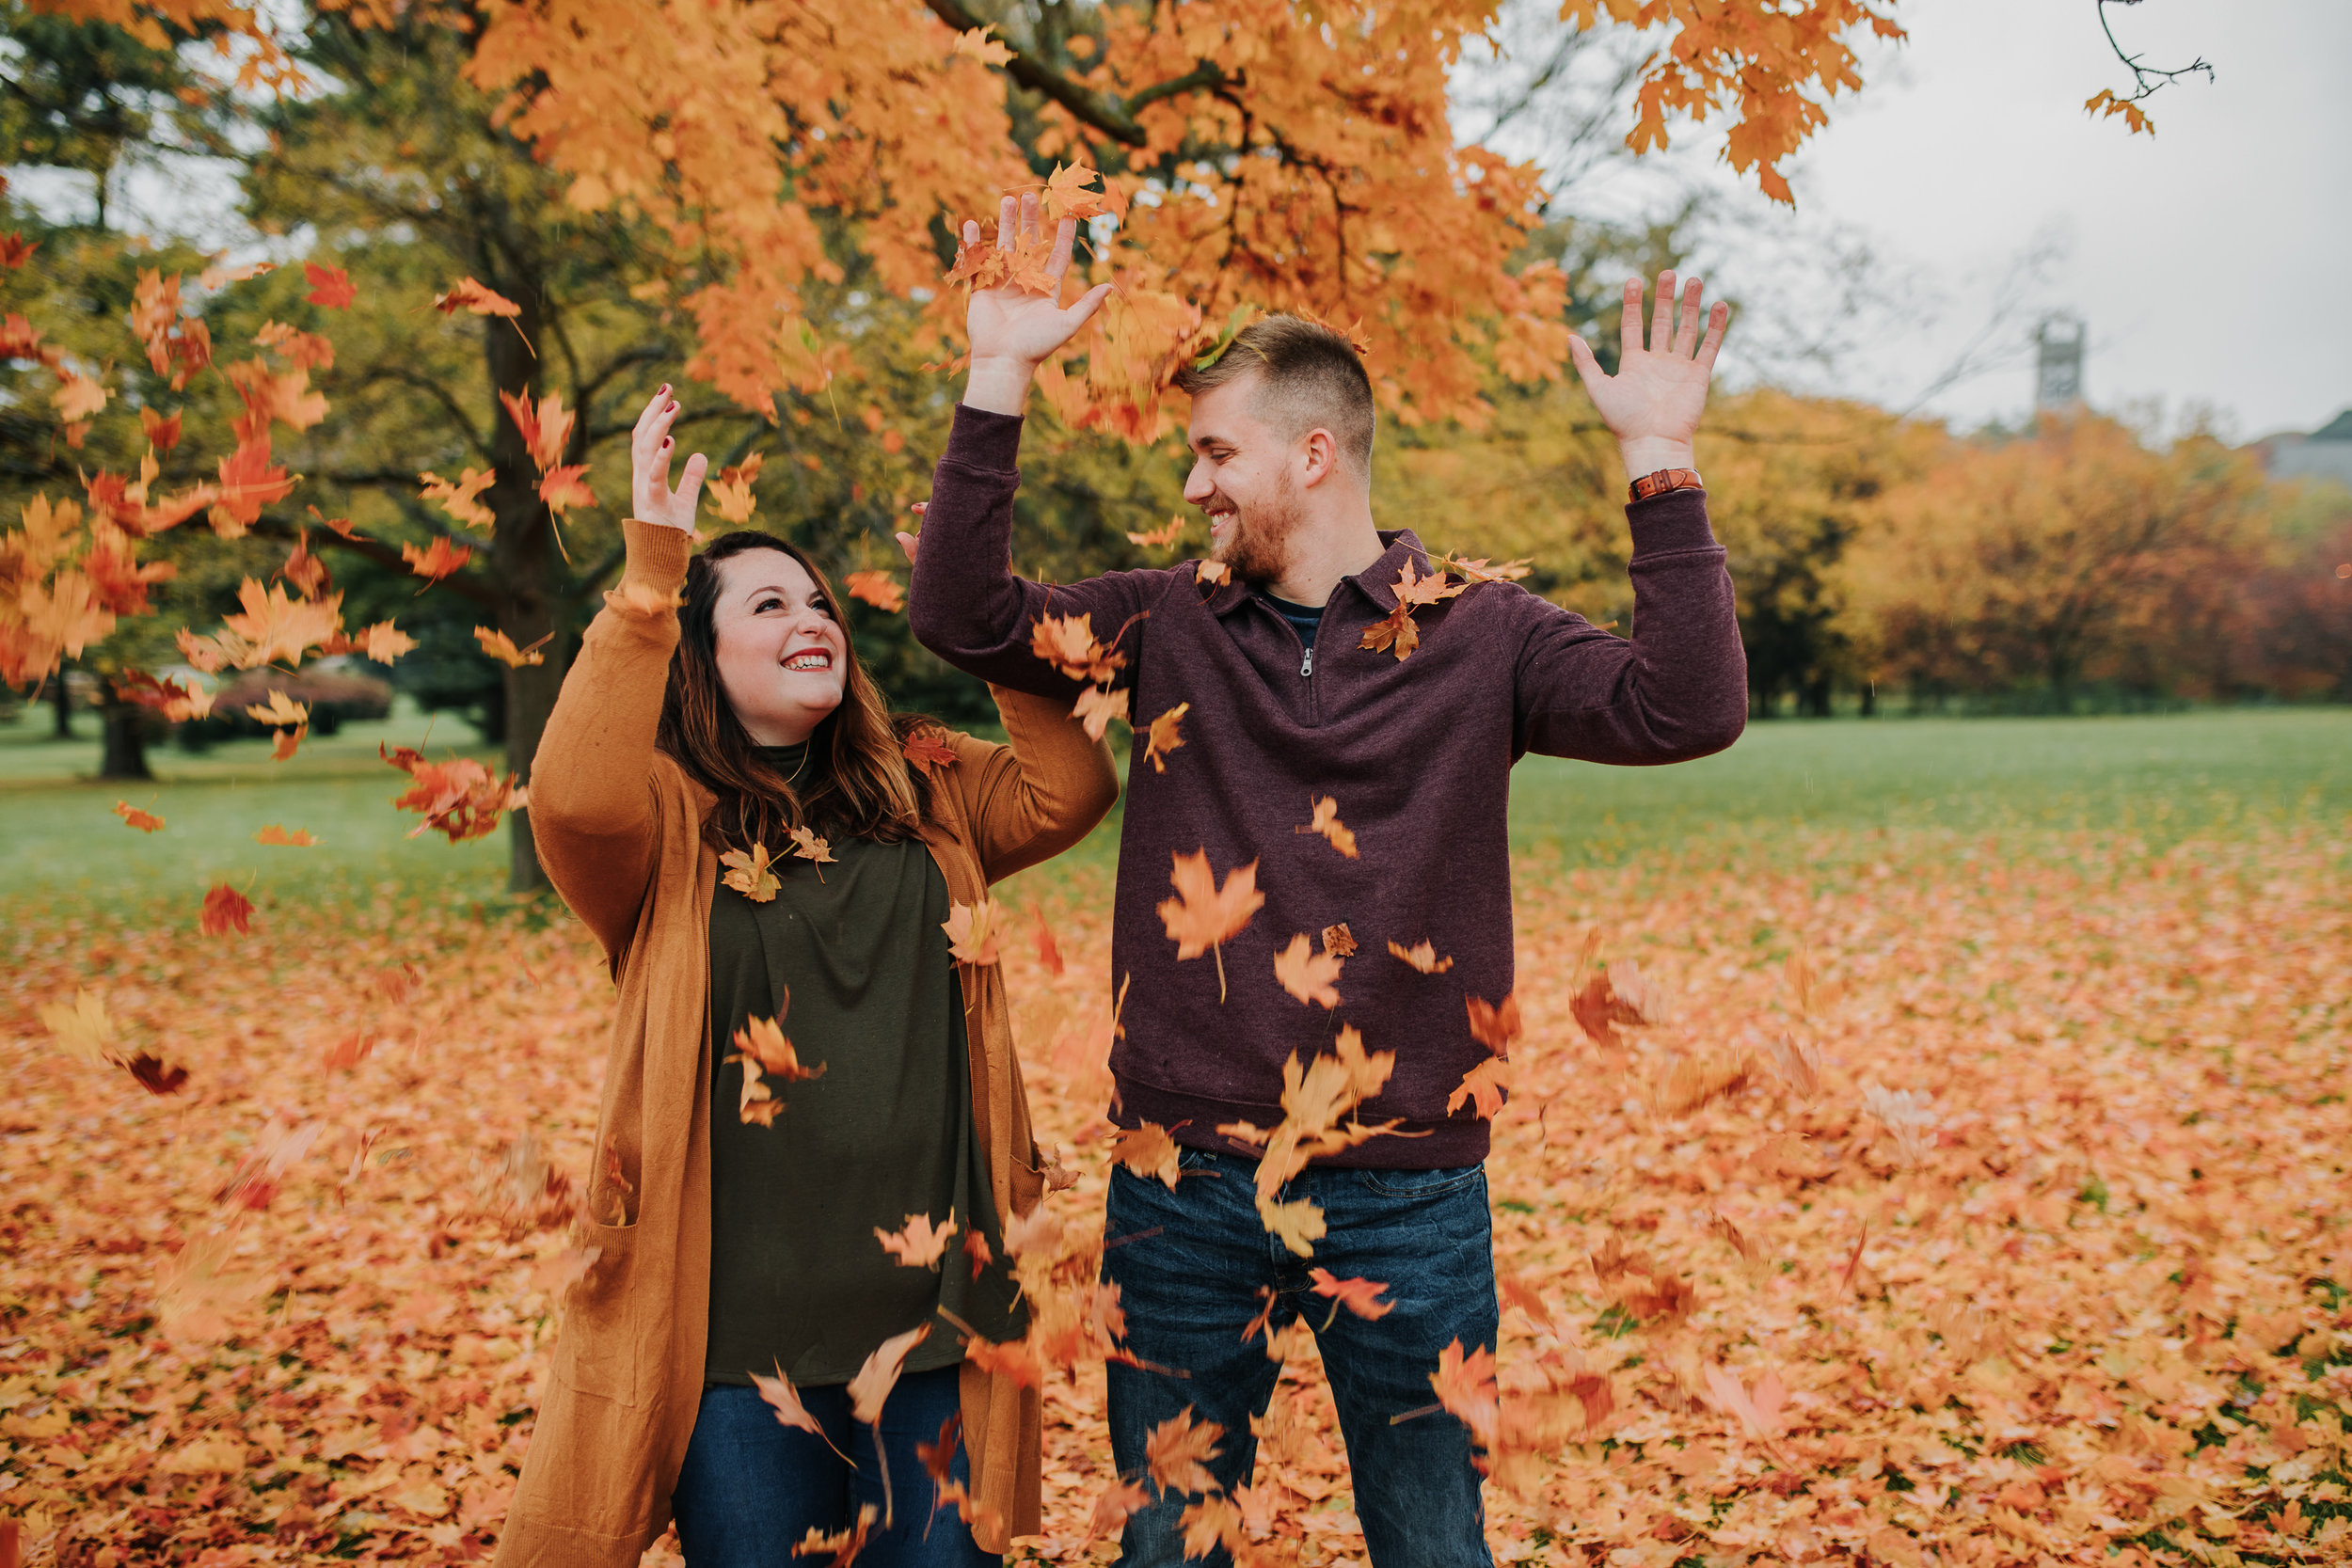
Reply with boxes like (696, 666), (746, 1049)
(912, 406), (1747, 1166)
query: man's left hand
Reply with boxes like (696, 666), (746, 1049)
(1569, 271), (1731, 481)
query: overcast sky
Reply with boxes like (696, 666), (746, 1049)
(1492, 0), (2352, 440)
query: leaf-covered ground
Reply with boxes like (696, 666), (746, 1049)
(3, 825), (2348, 1566)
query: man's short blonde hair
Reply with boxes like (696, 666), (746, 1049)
(1174, 314), (1375, 470)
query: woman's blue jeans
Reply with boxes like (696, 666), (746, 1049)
(673, 1365), (997, 1567)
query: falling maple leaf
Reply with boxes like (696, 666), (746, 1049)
(1570, 960), (1662, 1047)
(1073, 683), (1128, 741)
(0, 231), (38, 268)
(844, 571), (903, 612)
(787, 825), (834, 880)
(961, 1228), (993, 1280)
(434, 276), (520, 318)
(1701, 1363), (1789, 1454)
(1294, 796), (1359, 858)
(728, 1014), (822, 1087)
(55, 372), (110, 423)
(253, 825), (319, 847)
(1142, 702), (1189, 773)
(302, 261), (356, 309)
(113, 800), (165, 833)
(1084, 1478), (1153, 1545)
(124, 1053), (190, 1096)
(901, 727), (958, 773)
(1144, 1407), (1223, 1497)
(1157, 850), (1263, 1002)
(1389, 939), (1454, 974)
(139, 405), (183, 452)
(794, 1503), (877, 1566)
(1764, 1029), (1823, 1101)
(39, 989), (115, 1066)
(1308, 1269), (1394, 1321)
(473, 626), (548, 668)
(419, 468), (496, 531)
(874, 1212), (958, 1269)
(748, 1358), (843, 1454)
(1466, 993), (1523, 1052)
(199, 883), (254, 937)
(499, 388), (575, 472)
(245, 689), (310, 729)
(707, 452), (763, 523)
(1430, 1338), (1501, 1453)
(1031, 902), (1065, 975)
(1109, 1122), (1184, 1189)
(380, 744), (526, 842)
(721, 843), (781, 902)
(402, 538), (473, 583)
(1448, 1057), (1514, 1118)
(1127, 515), (1188, 549)
(538, 465), (595, 515)
(1322, 922), (1359, 958)
(1196, 560), (1231, 588)
(942, 899), (1000, 965)
(1272, 933), (1343, 1009)
(1029, 611), (1127, 684)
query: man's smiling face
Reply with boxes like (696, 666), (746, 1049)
(1184, 371), (1310, 588)
(709, 547), (848, 744)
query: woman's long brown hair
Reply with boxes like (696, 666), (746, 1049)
(656, 531), (930, 850)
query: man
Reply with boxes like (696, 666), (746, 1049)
(908, 193), (1746, 1567)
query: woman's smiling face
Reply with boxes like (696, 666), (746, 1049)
(708, 546), (848, 746)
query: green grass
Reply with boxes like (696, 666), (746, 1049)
(5, 705), (2345, 917)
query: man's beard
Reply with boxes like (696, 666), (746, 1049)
(1213, 475), (1307, 588)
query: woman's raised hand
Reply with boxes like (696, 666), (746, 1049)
(630, 386), (707, 532)
(962, 191), (1115, 416)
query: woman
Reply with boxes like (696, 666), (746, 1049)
(494, 387), (1118, 1568)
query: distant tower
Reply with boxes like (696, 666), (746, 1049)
(2034, 313), (2086, 411)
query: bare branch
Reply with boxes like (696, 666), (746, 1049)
(2095, 0), (2214, 103)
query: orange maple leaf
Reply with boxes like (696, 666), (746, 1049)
(1359, 602), (1418, 660)
(1447, 1056), (1514, 1119)
(434, 276), (520, 318)
(253, 824), (319, 847)
(303, 261), (356, 309)
(1430, 1338), (1500, 1452)
(1294, 796), (1358, 858)
(419, 467), (496, 531)
(748, 1359), (836, 1445)
(795, 1504), (877, 1567)
(380, 743), (525, 842)
(786, 825), (834, 879)
(1196, 561), (1231, 588)
(1308, 1268), (1394, 1321)
(1127, 515), (1188, 549)
(402, 538), (473, 583)
(539, 464), (595, 515)
(1029, 611), (1127, 684)
(874, 1212), (959, 1270)
(1272, 933), (1343, 1009)
(730, 1013), (821, 1084)
(1467, 993), (1524, 1053)
(139, 405), (183, 452)
(474, 626), (548, 668)
(1144, 1407), (1223, 1497)
(1156, 850), (1263, 1002)
(942, 898), (1000, 965)
(1702, 1363), (1789, 1453)
(1031, 902), (1065, 975)
(1389, 939), (1454, 974)
(1109, 1122), (1184, 1189)
(1322, 922), (1359, 958)
(844, 570), (903, 612)
(901, 727), (958, 773)
(1073, 683), (1128, 741)
(199, 883), (254, 937)
(113, 800), (164, 833)
(720, 843), (781, 902)
(499, 388), (575, 472)
(848, 1323), (930, 1426)
(1142, 702), (1189, 773)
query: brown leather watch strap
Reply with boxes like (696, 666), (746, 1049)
(1629, 467), (1704, 504)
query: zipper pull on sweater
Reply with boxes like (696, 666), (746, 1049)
(1300, 645), (1314, 678)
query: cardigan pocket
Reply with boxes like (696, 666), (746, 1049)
(555, 1219), (643, 1407)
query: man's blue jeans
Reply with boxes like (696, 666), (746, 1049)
(672, 1366), (995, 1567)
(1103, 1145), (1500, 1567)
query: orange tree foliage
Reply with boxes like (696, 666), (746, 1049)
(1841, 414), (2328, 707)
(433, 0), (1901, 435)
(6, 831), (2351, 1562)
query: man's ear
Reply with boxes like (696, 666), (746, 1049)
(1297, 427), (1341, 489)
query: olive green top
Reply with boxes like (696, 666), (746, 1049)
(702, 742), (1021, 1387)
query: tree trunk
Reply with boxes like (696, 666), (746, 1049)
(482, 274), (565, 895)
(51, 665), (72, 738)
(97, 688), (151, 780)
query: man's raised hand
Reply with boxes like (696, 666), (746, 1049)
(1568, 271), (1731, 481)
(963, 190), (1115, 416)
(630, 386), (706, 532)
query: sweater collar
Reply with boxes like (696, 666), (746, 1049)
(1203, 529), (1432, 619)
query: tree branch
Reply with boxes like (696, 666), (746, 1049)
(2095, 0), (2214, 102)
(917, 0), (1221, 147)
(246, 515), (501, 607)
(343, 362), (493, 460)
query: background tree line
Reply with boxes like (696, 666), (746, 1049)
(4, 1), (2345, 873)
